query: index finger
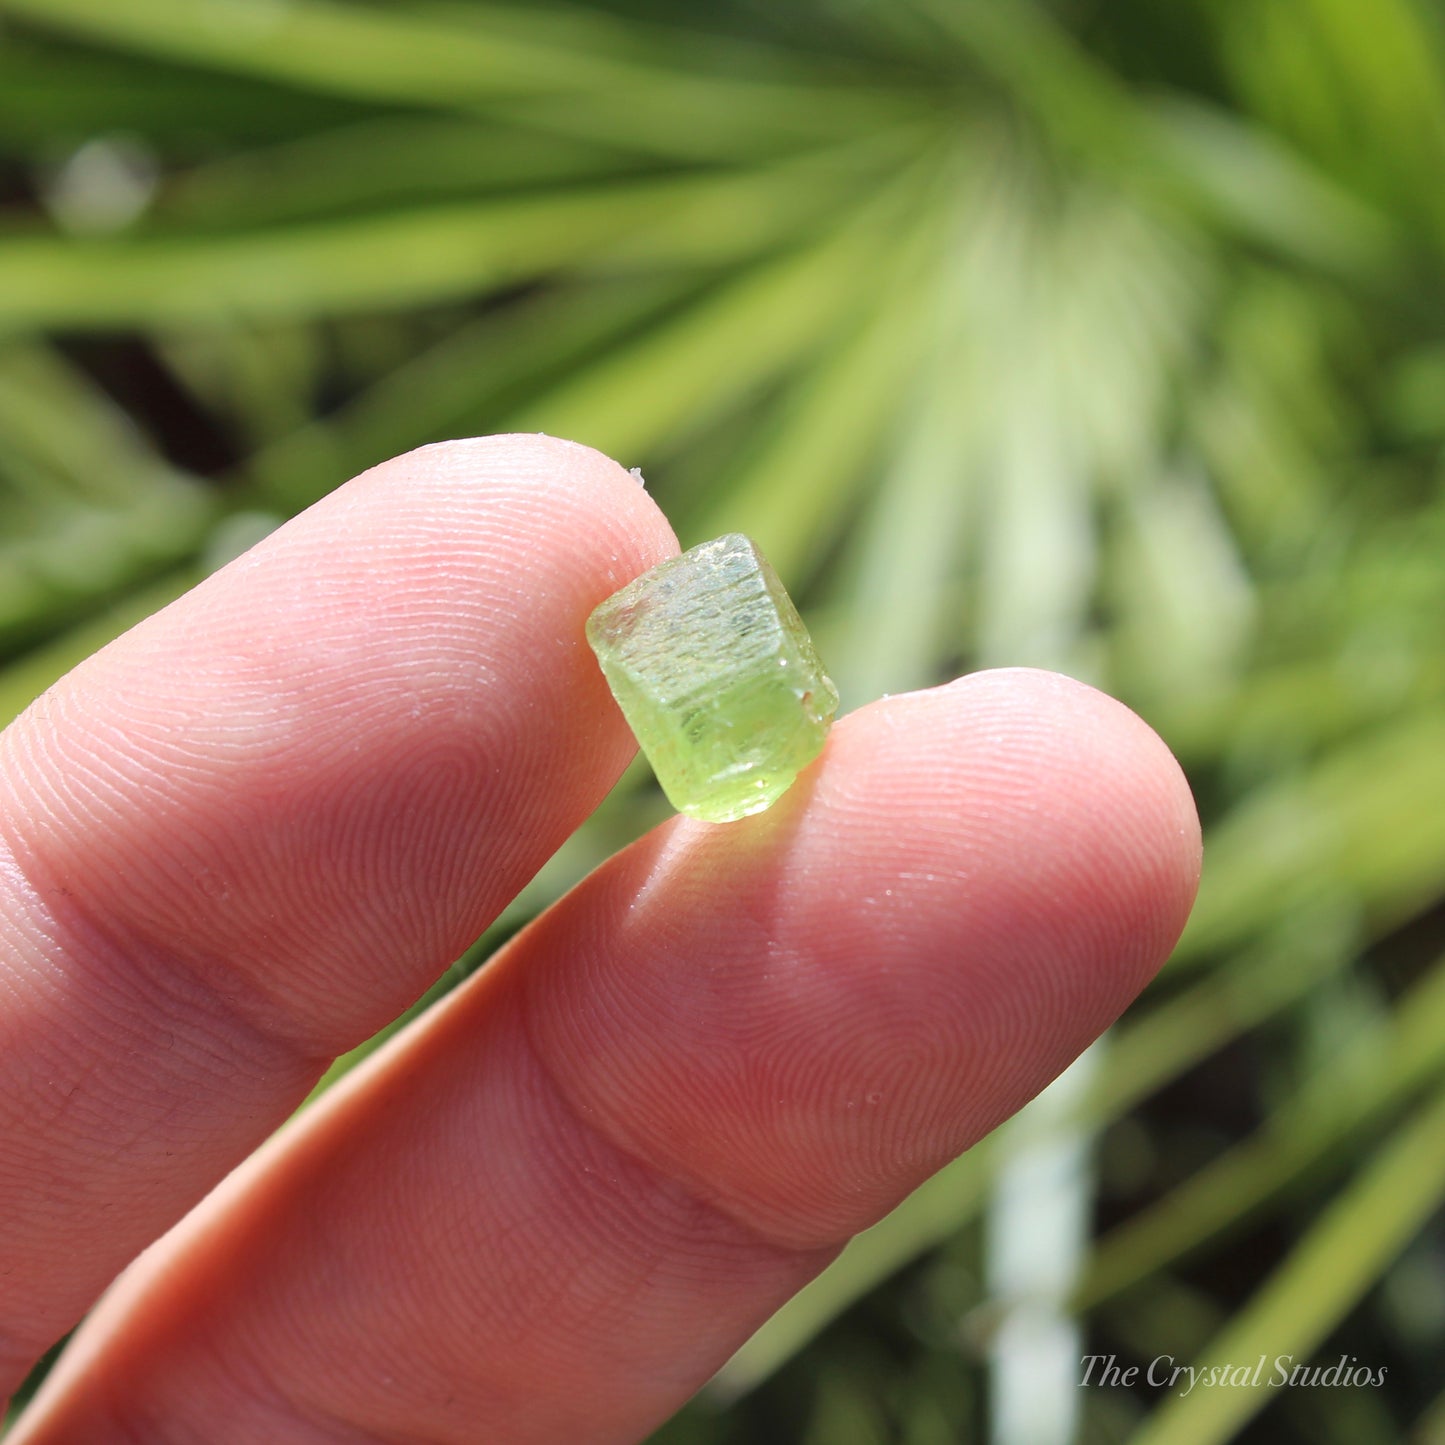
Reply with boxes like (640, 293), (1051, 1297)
(0, 434), (677, 1394)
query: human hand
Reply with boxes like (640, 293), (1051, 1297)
(0, 435), (1200, 1444)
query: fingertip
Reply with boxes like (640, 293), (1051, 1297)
(928, 666), (1203, 988)
(826, 667), (1201, 1011)
(524, 666), (1203, 1246)
(0, 433), (681, 1058)
(802, 664), (1201, 1125)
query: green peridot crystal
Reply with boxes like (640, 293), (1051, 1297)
(586, 533), (839, 823)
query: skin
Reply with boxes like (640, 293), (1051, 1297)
(0, 435), (1201, 1444)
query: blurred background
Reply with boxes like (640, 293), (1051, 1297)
(2, 0), (1444, 1441)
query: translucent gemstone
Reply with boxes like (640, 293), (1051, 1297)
(586, 533), (839, 823)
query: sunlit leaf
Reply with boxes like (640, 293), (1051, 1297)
(1127, 1083), (1445, 1445)
(0, 150), (893, 329)
(1078, 950), (1445, 1309)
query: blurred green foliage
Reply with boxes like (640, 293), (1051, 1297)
(1, 1), (1444, 1441)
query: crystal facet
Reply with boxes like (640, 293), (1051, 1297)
(586, 533), (839, 823)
